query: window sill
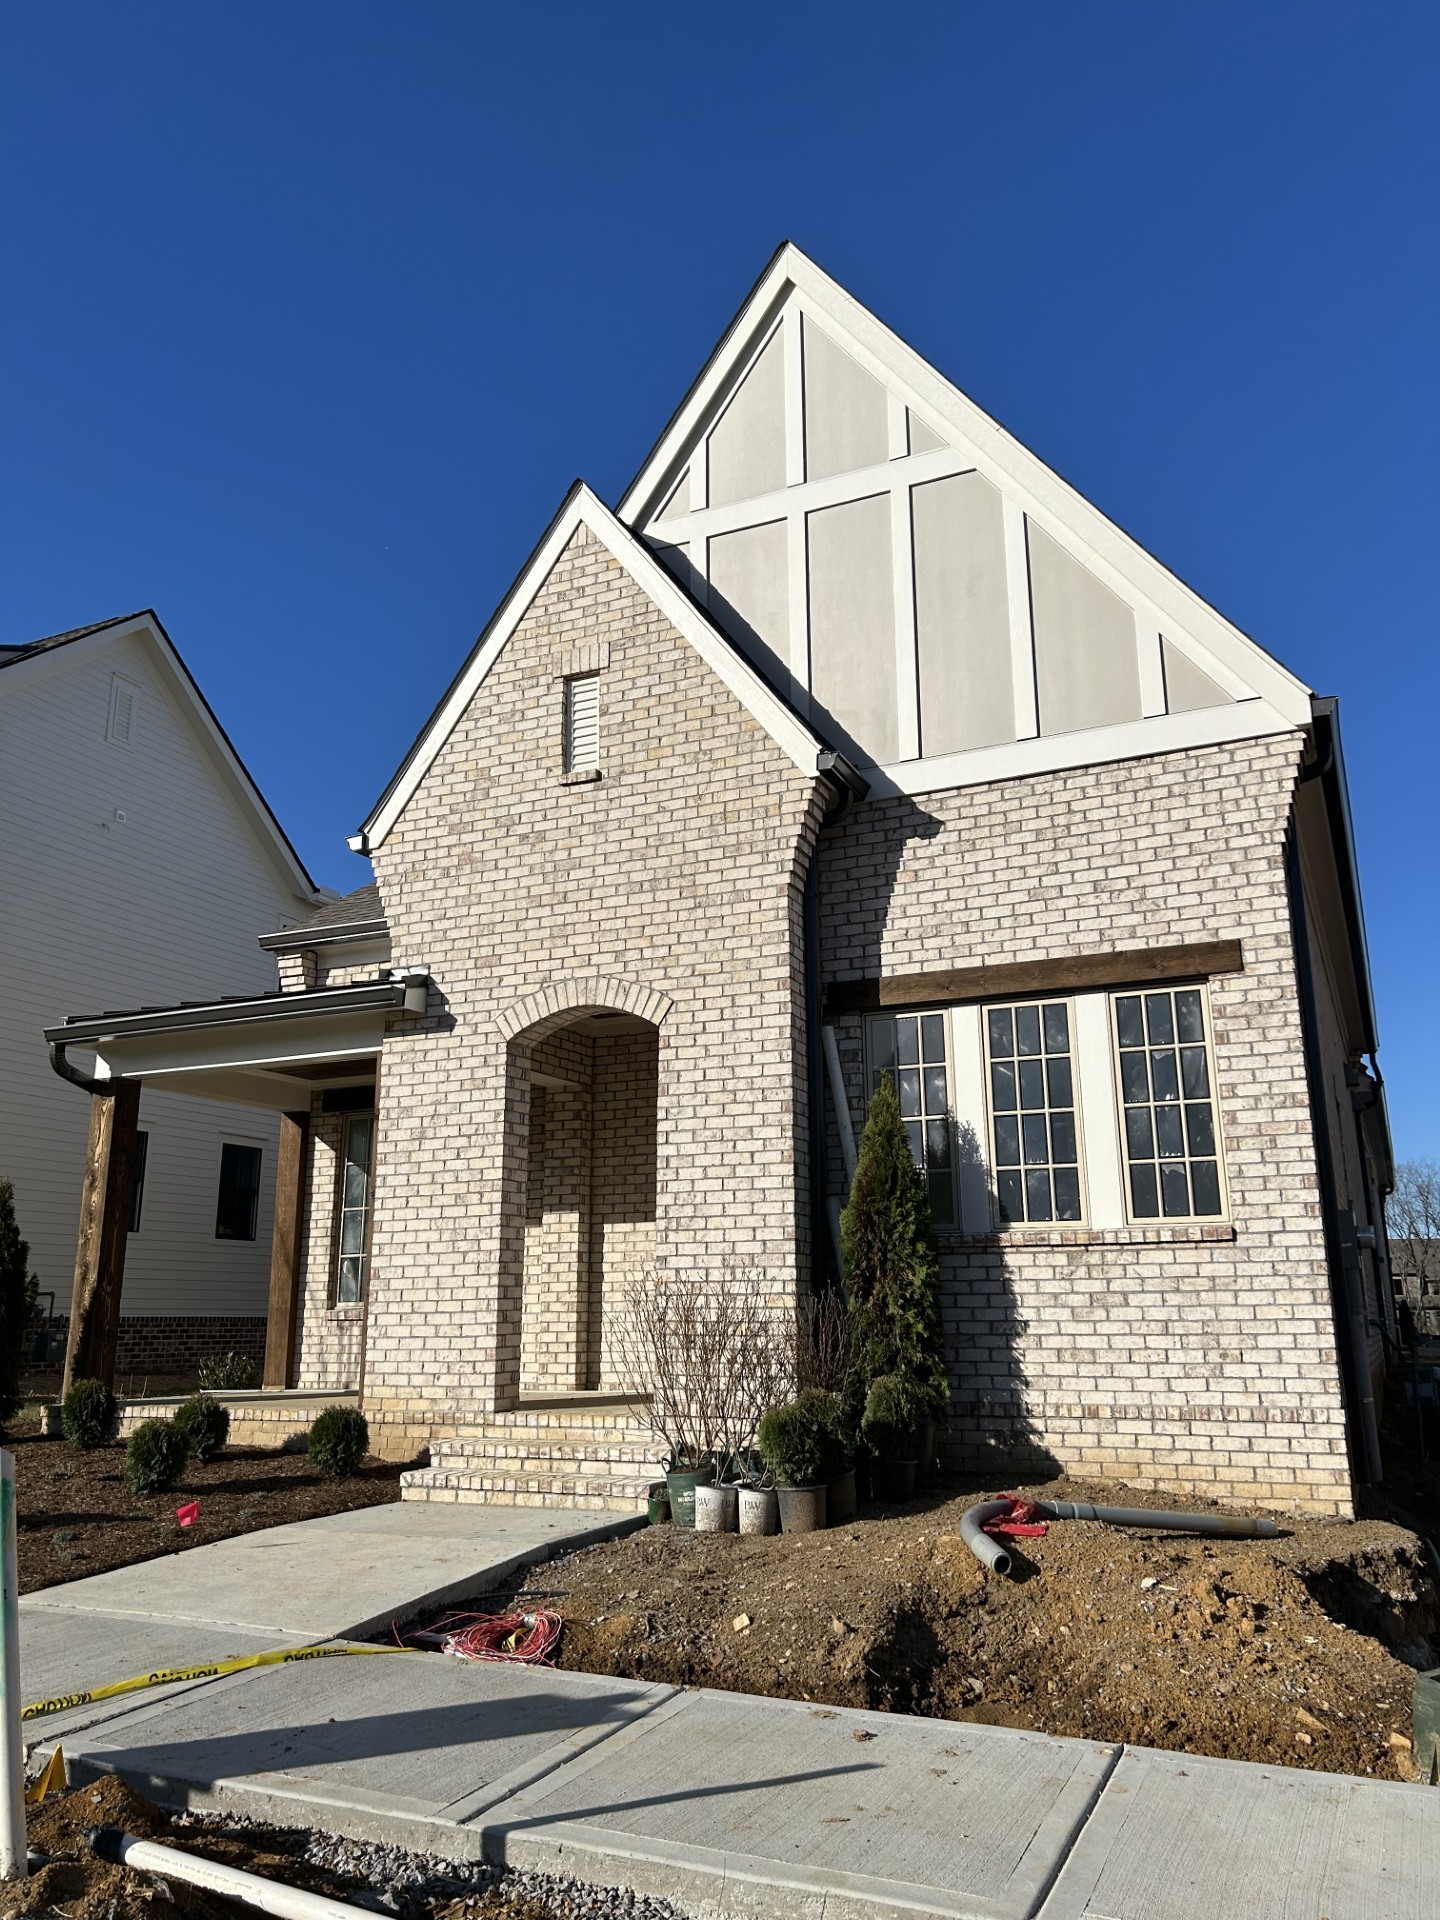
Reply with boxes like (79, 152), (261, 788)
(561, 768), (601, 786)
(936, 1223), (1236, 1249)
(330, 1304), (365, 1318)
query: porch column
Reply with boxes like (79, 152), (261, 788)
(61, 1079), (141, 1396)
(263, 1110), (311, 1390)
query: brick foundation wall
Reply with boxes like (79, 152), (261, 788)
(819, 734), (1355, 1516)
(38, 1314), (268, 1378)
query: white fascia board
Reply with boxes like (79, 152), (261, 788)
(359, 485), (823, 850)
(619, 243), (1314, 728)
(861, 698), (1300, 802)
(1, 613), (319, 901)
(96, 1008), (387, 1079)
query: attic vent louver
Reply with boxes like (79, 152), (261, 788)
(564, 672), (600, 772)
(107, 675), (138, 748)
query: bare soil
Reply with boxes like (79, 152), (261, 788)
(454, 1474), (1436, 1784)
(5, 1411), (414, 1594)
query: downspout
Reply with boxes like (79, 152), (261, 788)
(47, 1040), (113, 1097)
(805, 751), (867, 1289)
(1284, 816), (1383, 1484)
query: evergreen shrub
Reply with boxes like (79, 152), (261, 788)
(308, 1405), (369, 1479)
(757, 1388), (847, 1487)
(861, 1373), (925, 1461)
(62, 1377), (116, 1450)
(198, 1350), (258, 1391)
(125, 1418), (190, 1494)
(174, 1393), (229, 1462)
(0, 1177), (38, 1432)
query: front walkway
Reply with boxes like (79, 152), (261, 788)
(18, 1513), (1440, 1920)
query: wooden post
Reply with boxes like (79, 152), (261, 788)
(61, 1080), (141, 1398)
(262, 1111), (311, 1390)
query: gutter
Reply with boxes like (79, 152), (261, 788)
(805, 751), (869, 1286)
(257, 918), (389, 953)
(43, 976), (425, 1050)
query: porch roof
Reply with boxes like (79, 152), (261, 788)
(44, 975), (424, 1111)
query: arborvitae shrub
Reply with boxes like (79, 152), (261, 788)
(125, 1418), (190, 1494)
(861, 1372), (925, 1460)
(173, 1393), (229, 1462)
(0, 1177), (38, 1432)
(308, 1405), (370, 1479)
(839, 1072), (949, 1414)
(62, 1377), (116, 1450)
(757, 1396), (830, 1487)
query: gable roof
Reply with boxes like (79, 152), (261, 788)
(352, 483), (829, 853)
(617, 243), (1315, 794)
(258, 881), (387, 950)
(0, 609), (318, 899)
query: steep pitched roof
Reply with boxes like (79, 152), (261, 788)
(0, 608), (318, 898)
(352, 483), (829, 853)
(618, 243), (1315, 795)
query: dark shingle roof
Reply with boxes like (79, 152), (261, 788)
(258, 882), (386, 950)
(0, 612), (150, 671)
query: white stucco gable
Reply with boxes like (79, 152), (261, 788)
(354, 483), (828, 852)
(620, 242), (1314, 796)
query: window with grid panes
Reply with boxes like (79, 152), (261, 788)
(1113, 986), (1223, 1218)
(985, 1001), (1083, 1224)
(867, 1012), (954, 1224)
(335, 1114), (375, 1303)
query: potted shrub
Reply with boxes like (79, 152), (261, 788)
(810, 1389), (858, 1523)
(862, 1372), (924, 1502)
(757, 1393), (830, 1532)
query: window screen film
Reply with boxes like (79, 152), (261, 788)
(985, 1000), (1082, 1224)
(1114, 987), (1223, 1218)
(868, 1012), (954, 1224)
(215, 1142), (262, 1241)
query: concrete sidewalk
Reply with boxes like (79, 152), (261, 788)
(24, 1639), (1440, 1919)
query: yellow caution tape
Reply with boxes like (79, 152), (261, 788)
(23, 1642), (416, 1722)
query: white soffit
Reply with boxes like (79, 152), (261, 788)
(618, 243), (1315, 736)
(357, 485), (824, 850)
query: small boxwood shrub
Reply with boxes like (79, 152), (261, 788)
(308, 1405), (369, 1479)
(173, 1393), (229, 1462)
(125, 1418), (190, 1494)
(861, 1373), (924, 1462)
(62, 1377), (116, 1450)
(197, 1350), (258, 1391)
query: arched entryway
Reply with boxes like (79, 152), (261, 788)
(495, 978), (669, 1399)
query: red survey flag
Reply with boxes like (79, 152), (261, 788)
(176, 1501), (201, 1528)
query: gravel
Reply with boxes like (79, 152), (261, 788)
(175, 1811), (717, 1920)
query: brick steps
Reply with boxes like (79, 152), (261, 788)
(400, 1400), (665, 1510)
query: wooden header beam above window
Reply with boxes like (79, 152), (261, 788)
(824, 940), (1244, 1017)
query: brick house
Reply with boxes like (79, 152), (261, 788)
(46, 245), (1395, 1517)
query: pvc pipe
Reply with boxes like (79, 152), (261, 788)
(958, 1494), (1279, 1578)
(959, 1498), (1017, 1577)
(1034, 1501), (1279, 1540)
(88, 1829), (371, 1920)
(1, 1451), (25, 1881)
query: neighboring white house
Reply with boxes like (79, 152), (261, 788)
(0, 610), (321, 1376)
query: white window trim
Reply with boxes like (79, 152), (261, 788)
(564, 671), (601, 774)
(979, 996), (1091, 1230)
(1107, 981), (1231, 1227)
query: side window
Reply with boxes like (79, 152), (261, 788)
(866, 1012), (955, 1224)
(128, 1129), (149, 1234)
(984, 1000), (1083, 1224)
(215, 1142), (262, 1241)
(335, 1114), (375, 1303)
(1112, 986), (1224, 1219)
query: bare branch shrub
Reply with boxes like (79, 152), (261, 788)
(614, 1267), (795, 1479)
(794, 1288), (853, 1397)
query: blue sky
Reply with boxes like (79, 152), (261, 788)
(4, 5), (1436, 1155)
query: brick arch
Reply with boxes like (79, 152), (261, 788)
(494, 975), (674, 1044)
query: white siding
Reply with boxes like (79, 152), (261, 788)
(0, 629), (313, 1317)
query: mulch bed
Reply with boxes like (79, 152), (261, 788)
(5, 1410), (415, 1594)
(447, 1473), (1437, 1785)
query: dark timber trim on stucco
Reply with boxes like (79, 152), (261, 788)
(824, 940), (1245, 1016)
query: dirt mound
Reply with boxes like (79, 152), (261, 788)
(471, 1477), (1432, 1782)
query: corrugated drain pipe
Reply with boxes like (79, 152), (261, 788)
(960, 1498), (1279, 1578)
(806, 751), (868, 1284)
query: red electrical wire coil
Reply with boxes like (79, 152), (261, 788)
(436, 1610), (564, 1664)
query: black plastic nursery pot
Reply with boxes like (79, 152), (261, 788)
(827, 1466), (858, 1524)
(776, 1483), (827, 1533)
(869, 1458), (918, 1502)
(646, 1481), (671, 1525)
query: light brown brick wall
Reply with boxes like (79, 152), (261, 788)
(359, 524), (822, 1452)
(819, 734), (1355, 1516)
(292, 1104), (364, 1390)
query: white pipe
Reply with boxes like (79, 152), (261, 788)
(821, 1025), (857, 1182)
(1, 1451), (25, 1882)
(90, 1830), (371, 1920)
